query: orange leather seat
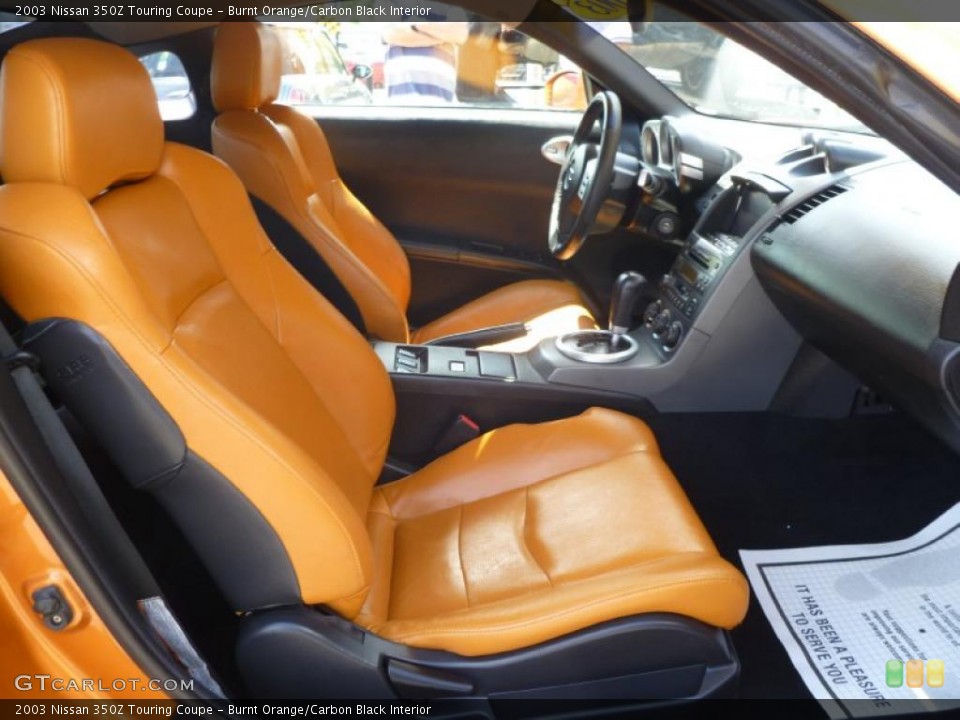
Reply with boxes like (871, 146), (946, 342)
(210, 22), (597, 348)
(0, 37), (747, 663)
(361, 409), (748, 655)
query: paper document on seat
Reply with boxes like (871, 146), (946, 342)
(740, 503), (960, 718)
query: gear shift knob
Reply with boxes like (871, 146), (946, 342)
(608, 271), (647, 335)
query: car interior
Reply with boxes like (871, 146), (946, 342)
(0, 0), (957, 713)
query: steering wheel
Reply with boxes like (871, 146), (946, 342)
(548, 91), (624, 260)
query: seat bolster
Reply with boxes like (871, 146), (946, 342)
(412, 279), (596, 347)
(264, 106), (413, 332)
(260, 107), (413, 306)
(378, 408), (659, 520)
(368, 553), (749, 656)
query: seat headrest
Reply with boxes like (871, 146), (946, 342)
(212, 22), (282, 112)
(0, 38), (164, 200)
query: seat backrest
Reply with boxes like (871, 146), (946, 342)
(211, 22), (412, 343)
(0, 37), (395, 617)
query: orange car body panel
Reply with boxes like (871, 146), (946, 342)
(0, 469), (162, 699)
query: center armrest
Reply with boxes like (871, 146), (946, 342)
(373, 342), (517, 380)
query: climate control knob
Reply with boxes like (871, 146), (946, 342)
(651, 309), (672, 337)
(663, 320), (684, 351)
(642, 300), (662, 327)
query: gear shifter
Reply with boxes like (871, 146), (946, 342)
(554, 271), (644, 364)
(608, 271), (647, 337)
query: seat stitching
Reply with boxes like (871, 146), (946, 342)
(521, 487), (553, 588)
(384, 572), (746, 641)
(259, 241), (282, 340)
(168, 277), (230, 339)
(396, 448), (661, 522)
(456, 504), (471, 608)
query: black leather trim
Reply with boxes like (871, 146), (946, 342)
(23, 320), (185, 490)
(249, 193), (366, 335)
(236, 608), (739, 701)
(154, 450), (301, 611)
(24, 319), (301, 611)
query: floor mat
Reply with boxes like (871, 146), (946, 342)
(646, 411), (960, 701)
(741, 503), (960, 718)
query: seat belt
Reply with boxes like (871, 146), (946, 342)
(0, 323), (161, 598)
(0, 320), (223, 698)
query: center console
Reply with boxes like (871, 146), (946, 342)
(639, 177), (780, 357)
(374, 340), (653, 462)
(375, 152), (858, 464)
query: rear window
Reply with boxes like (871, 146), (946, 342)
(0, 11), (32, 32)
(139, 50), (197, 121)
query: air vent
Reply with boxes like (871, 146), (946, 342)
(781, 185), (848, 224)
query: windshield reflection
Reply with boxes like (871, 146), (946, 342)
(595, 20), (871, 133)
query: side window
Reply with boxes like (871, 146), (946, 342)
(0, 11), (32, 32)
(139, 51), (197, 121)
(265, 14), (586, 111)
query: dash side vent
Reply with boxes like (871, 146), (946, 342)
(781, 185), (848, 224)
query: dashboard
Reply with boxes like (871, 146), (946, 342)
(750, 151), (960, 451)
(631, 115), (960, 450)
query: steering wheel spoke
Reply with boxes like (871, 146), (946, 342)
(548, 91), (635, 260)
(578, 158), (599, 200)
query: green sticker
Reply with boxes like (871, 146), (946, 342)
(886, 659), (904, 688)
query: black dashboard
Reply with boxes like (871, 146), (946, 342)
(624, 116), (960, 448)
(747, 142), (960, 451)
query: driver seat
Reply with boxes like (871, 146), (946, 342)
(210, 22), (597, 348)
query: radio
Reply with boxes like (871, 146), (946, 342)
(657, 233), (740, 320)
(642, 231), (742, 353)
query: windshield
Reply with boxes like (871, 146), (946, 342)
(592, 19), (872, 134)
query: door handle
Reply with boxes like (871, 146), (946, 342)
(541, 135), (573, 165)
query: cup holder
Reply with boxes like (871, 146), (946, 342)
(554, 330), (639, 364)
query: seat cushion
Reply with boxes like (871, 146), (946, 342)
(411, 279), (597, 351)
(358, 408), (749, 656)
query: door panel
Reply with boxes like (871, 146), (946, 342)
(307, 108), (582, 323)
(401, 240), (560, 327)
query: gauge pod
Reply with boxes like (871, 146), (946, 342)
(659, 118), (675, 167)
(641, 123), (660, 166)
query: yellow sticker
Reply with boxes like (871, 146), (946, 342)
(551, 0), (629, 21)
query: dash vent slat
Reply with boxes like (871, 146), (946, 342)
(782, 185), (848, 224)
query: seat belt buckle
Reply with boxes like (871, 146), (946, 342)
(433, 414), (480, 456)
(4, 349), (40, 372)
